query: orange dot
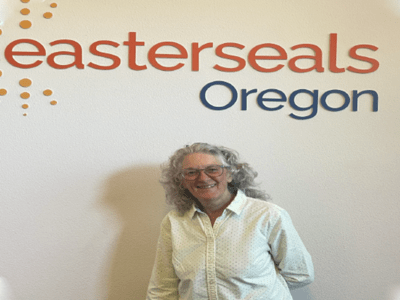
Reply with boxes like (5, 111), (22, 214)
(0, 29), (2, 35)
(20, 92), (30, 99)
(21, 0), (30, 3)
(50, 3), (57, 8)
(43, 12), (53, 19)
(0, 89), (7, 96)
(20, 20), (32, 29)
(0, 70), (2, 77)
(23, 113), (27, 116)
(19, 78), (32, 87)
(20, 8), (30, 15)
(43, 89), (53, 96)
(50, 100), (58, 105)
(22, 104), (29, 109)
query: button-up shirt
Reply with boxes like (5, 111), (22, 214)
(147, 190), (314, 299)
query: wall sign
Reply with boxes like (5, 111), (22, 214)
(0, 1), (379, 119)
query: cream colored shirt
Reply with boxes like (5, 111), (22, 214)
(147, 190), (314, 299)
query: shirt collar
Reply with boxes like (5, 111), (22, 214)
(188, 203), (198, 219)
(188, 189), (247, 219)
(226, 189), (247, 215)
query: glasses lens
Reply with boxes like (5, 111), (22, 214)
(183, 169), (198, 180)
(182, 165), (224, 180)
(205, 165), (223, 176)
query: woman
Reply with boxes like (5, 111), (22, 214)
(147, 143), (314, 299)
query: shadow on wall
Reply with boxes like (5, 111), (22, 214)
(102, 165), (170, 300)
(291, 286), (315, 300)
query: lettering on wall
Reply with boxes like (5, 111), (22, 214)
(0, 3), (379, 120)
(3, 33), (378, 74)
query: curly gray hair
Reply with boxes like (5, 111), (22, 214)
(160, 142), (269, 214)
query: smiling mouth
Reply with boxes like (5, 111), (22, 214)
(196, 184), (216, 189)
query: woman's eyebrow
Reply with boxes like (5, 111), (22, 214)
(183, 164), (219, 169)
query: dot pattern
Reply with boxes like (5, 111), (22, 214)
(18, 1), (57, 29)
(20, 92), (30, 99)
(20, 8), (30, 15)
(43, 12), (53, 19)
(20, 20), (32, 29)
(1, 3), (59, 116)
(20, 78), (32, 87)
(43, 89), (53, 96)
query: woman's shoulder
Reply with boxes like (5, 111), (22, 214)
(244, 194), (284, 211)
(160, 207), (193, 226)
(240, 196), (296, 234)
(243, 195), (289, 221)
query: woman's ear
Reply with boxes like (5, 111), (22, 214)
(226, 170), (233, 183)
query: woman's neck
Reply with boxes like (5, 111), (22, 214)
(204, 192), (236, 225)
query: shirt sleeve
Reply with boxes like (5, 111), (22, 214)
(146, 216), (180, 300)
(267, 208), (315, 290)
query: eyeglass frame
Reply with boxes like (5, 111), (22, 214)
(180, 165), (231, 181)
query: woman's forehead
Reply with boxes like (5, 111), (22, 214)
(182, 153), (222, 169)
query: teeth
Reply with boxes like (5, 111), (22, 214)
(197, 184), (216, 189)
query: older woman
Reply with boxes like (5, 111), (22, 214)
(147, 143), (314, 299)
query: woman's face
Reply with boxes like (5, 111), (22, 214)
(181, 153), (232, 208)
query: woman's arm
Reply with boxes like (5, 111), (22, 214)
(268, 208), (314, 289)
(146, 216), (180, 299)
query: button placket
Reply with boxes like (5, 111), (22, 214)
(204, 216), (218, 300)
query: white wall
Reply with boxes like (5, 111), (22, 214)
(1, 0), (400, 299)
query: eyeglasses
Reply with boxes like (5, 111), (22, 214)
(181, 165), (230, 181)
